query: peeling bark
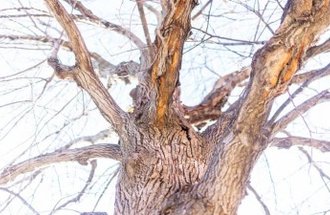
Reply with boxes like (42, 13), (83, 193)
(45, 0), (330, 214)
(2, 0), (330, 215)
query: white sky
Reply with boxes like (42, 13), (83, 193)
(0, 0), (330, 214)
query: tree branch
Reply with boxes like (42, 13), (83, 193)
(291, 63), (330, 85)
(299, 147), (330, 186)
(183, 67), (250, 125)
(271, 136), (330, 152)
(190, 61), (329, 127)
(45, 0), (130, 136)
(148, 0), (198, 125)
(0, 33), (140, 85)
(52, 160), (97, 212)
(144, 3), (162, 25)
(269, 63), (330, 124)
(45, 0), (90, 69)
(192, 0), (212, 20)
(136, 0), (153, 60)
(177, 2), (330, 213)
(63, 0), (145, 52)
(0, 187), (40, 215)
(247, 183), (270, 215)
(272, 90), (330, 133)
(0, 144), (121, 185)
(235, 1), (330, 139)
(305, 38), (330, 59)
(195, 38), (330, 128)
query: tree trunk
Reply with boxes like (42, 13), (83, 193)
(114, 116), (209, 214)
(112, 108), (267, 215)
(41, 0), (330, 214)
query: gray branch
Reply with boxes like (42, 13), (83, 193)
(0, 144), (121, 185)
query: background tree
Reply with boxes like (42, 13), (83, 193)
(0, 0), (330, 214)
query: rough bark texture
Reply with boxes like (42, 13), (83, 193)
(1, 0), (330, 215)
(45, 0), (330, 214)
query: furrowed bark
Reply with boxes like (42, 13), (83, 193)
(164, 1), (330, 214)
(114, 123), (208, 215)
(236, 1), (330, 136)
(3, 1), (330, 214)
(45, 0), (129, 137)
(185, 35), (330, 128)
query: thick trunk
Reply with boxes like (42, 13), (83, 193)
(42, 1), (330, 214)
(113, 112), (262, 215)
(114, 118), (209, 214)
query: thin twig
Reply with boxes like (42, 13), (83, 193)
(0, 187), (40, 215)
(271, 90), (330, 133)
(247, 183), (271, 215)
(52, 160), (98, 213)
(192, 0), (213, 20)
(63, 0), (145, 51)
(299, 147), (330, 193)
(136, 0), (153, 60)
(92, 167), (119, 211)
(269, 63), (330, 124)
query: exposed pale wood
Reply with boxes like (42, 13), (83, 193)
(160, 1), (330, 214)
(148, 0), (198, 125)
(2, 1), (330, 215)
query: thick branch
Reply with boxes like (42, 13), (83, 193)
(176, 2), (330, 214)
(236, 1), (330, 138)
(183, 67), (250, 125)
(272, 90), (330, 133)
(45, 0), (91, 68)
(185, 62), (330, 126)
(269, 63), (330, 124)
(0, 144), (121, 185)
(149, 0), (197, 125)
(193, 38), (330, 126)
(271, 136), (330, 152)
(291, 63), (330, 85)
(45, 0), (129, 135)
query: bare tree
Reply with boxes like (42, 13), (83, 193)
(0, 0), (330, 214)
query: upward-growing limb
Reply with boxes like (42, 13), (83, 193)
(44, 0), (130, 139)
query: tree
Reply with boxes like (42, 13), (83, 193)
(0, 0), (330, 214)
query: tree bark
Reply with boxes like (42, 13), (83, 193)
(37, 0), (330, 214)
(114, 118), (208, 214)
